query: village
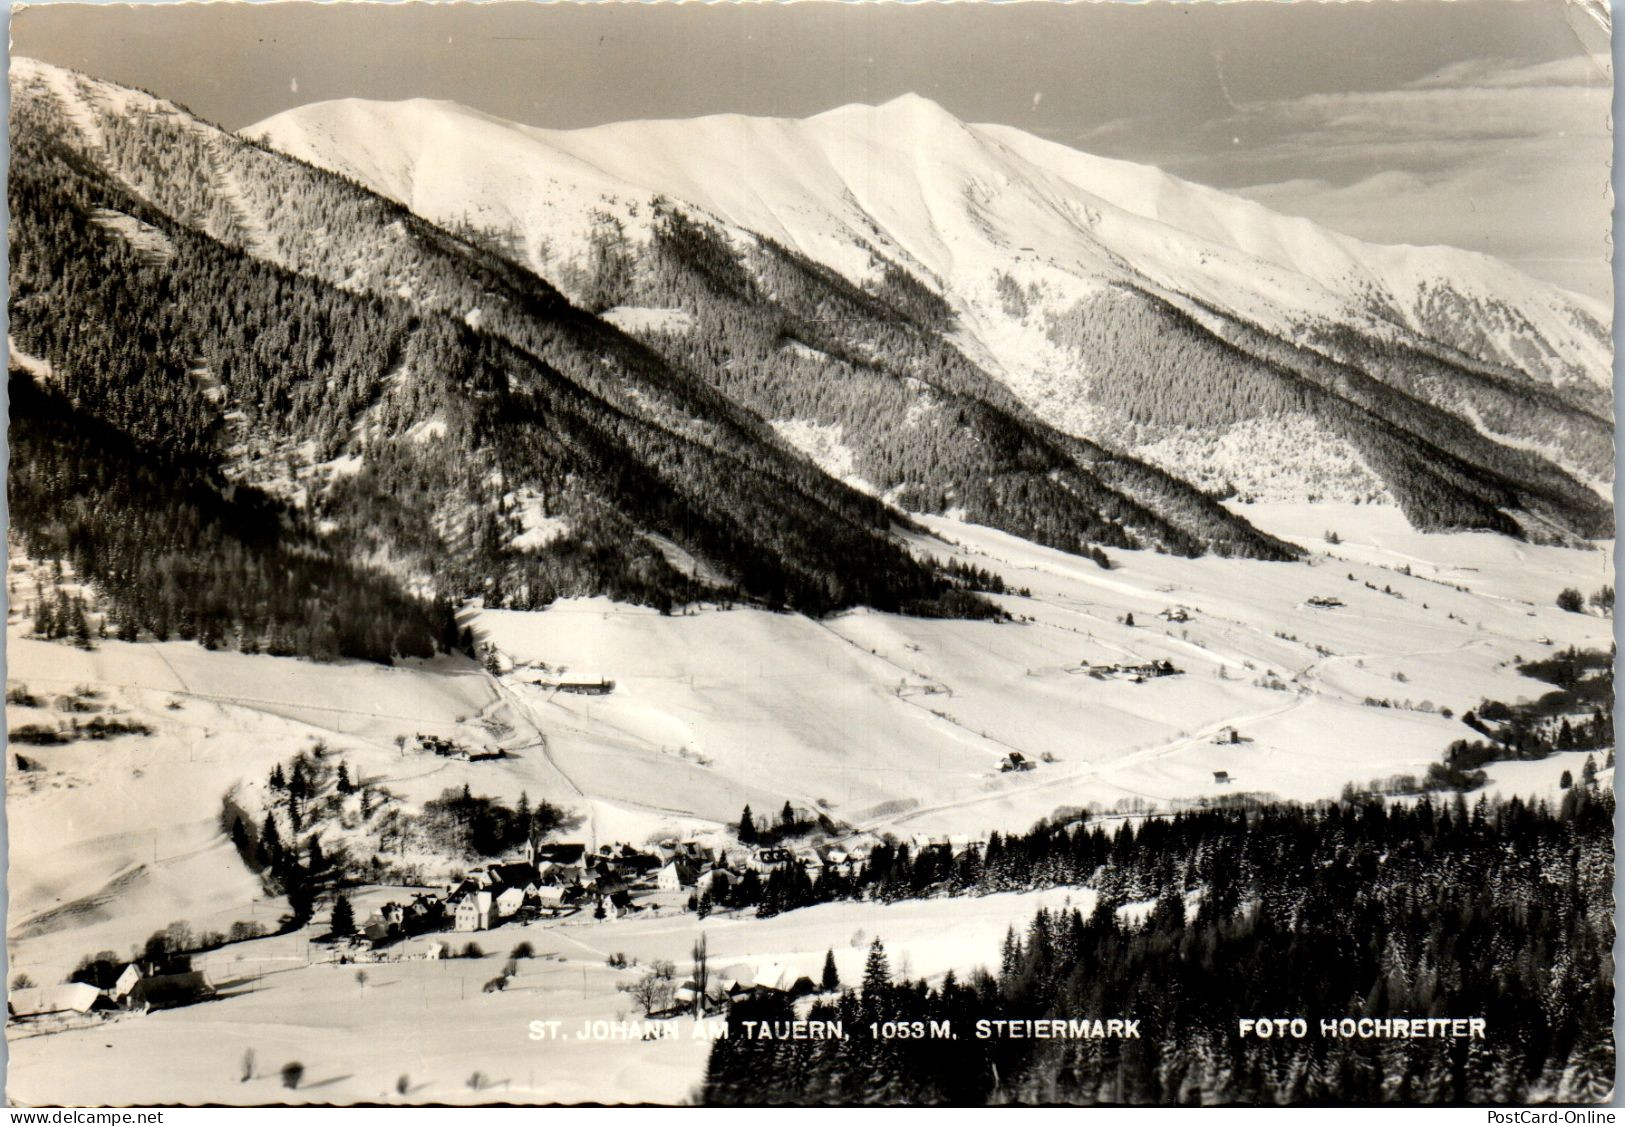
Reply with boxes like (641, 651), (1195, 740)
(335, 812), (998, 954)
(6, 817), (993, 1028)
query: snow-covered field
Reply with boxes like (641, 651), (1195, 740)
(5, 885), (1089, 1105)
(6, 501), (1612, 1103)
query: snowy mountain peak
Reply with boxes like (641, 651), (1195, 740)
(814, 90), (964, 126)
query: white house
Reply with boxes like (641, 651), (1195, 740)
(453, 890), (493, 931)
(111, 963), (142, 1002)
(494, 886), (525, 918)
(656, 859), (697, 891)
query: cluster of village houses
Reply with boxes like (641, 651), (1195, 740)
(350, 835), (907, 945)
(1082, 658), (1183, 682)
(11, 830), (994, 1023)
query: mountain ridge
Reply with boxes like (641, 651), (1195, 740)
(9, 57), (1316, 669)
(248, 84), (1613, 541)
(249, 89), (1609, 375)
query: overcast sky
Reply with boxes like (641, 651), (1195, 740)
(11, 0), (1615, 300)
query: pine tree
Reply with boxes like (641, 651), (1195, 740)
(286, 873), (315, 926)
(260, 814), (283, 869)
(330, 894), (355, 936)
(739, 804), (757, 844)
(821, 948), (840, 993)
(1001, 925), (1023, 979)
(862, 937), (891, 996)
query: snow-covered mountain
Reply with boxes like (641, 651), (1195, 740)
(11, 51), (1313, 665)
(250, 93), (1614, 521)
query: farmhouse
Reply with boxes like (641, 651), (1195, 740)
(9, 983), (111, 1021)
(732, 962), (816, 999)
(599, 889), (635, 920)
(408, 893), (444, 924)
(126, 971), (214, 1012)
(552, 678), (615, 696)
(657, 859), (698, 891)
(1088, 660), (1184, 682)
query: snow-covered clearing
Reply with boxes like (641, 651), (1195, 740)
(8, 338), (55, 382)
(507, 489), (571, 552)
(88, 209), (177, 265)
(600, 306), (695, 335)
(768, 418), (877, 496)
(207, 144), (276, 259)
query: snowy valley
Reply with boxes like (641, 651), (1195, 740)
(5, 51), (1615, 1107)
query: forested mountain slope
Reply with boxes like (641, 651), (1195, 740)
(252, 92), (1612, 541)
(8, 59), (1020, 658)
(9, 54), (1300, 667)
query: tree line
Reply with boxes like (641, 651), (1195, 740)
(705, 785), (1614, 1104)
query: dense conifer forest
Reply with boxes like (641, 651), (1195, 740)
(8, 371), (462, 661)
(8, 73), (1013, 646)
(704, 786), (1615, 1104)
(617, 204), (1302, 562)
